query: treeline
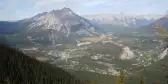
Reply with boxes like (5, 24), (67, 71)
(0, 44), (85, 84)
(116, 70), (168, 84)
(83, 69), (168, 84)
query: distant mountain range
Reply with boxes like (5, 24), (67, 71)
(1, 8), (168, 84)
(143, 15), (168, 29)
(1, 7), (168, 46)
(84, 14), (163, 28)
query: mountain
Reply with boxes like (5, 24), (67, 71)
(84, 14), (162, 28)
(0, 8), (97, 45)
(142, 15), (168, 29)
(0, 44), (85, 84)
(0, 21), (21, 34)
(24, 8), (95, 34)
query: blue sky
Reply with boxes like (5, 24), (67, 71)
(1, 0), (168, 21)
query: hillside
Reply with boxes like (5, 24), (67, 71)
(140, 15), (168, 35)
(143, 15), (168, 29)
(125, 55), (168, 84)
(0, 44), (84, 84)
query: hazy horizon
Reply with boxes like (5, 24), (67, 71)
(1, 0), (168, 21)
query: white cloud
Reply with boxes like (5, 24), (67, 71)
(106, 0), (131, 6)
(34, 0), (67, 9)
(1, 0), (20, 9)
(0, 0), (167, 20)
(84, 0), (109, 7)
(33, 0), (83, 12)
(84, 0), (132, 7)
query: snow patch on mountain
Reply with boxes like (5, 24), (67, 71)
(29, 12), (62, 30)
(20, 8), (97, 45)
(85, 14), (163, 28)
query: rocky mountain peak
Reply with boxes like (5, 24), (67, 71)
(61, 7), (73, 12)
(18, 7), (96, 45)
(85, 14), (163, 28)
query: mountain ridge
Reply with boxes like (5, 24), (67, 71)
(0, 8), (98, 45)
(84, 14), (163, 28)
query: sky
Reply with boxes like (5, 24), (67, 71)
(1, 0), (168, 21)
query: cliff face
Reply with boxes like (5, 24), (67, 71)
(120, 46), (135, 60)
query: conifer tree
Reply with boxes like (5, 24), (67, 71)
(140, 76), (145, 84)
(116, 70), (125, 84)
